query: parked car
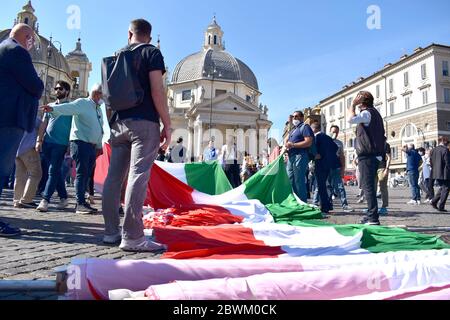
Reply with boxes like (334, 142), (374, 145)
(343, 170), (357, 186)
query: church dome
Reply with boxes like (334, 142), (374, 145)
(171, 17), (259, 91)
(172, 49), (259, 90)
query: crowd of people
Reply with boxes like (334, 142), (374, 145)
(0, 20), (169, 252)
(284, 91), (450, 226)
(0, 20), (448, 249)
(156, 137), (270, 188)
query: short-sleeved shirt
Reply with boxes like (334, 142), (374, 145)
(333, 139), (344, 158)
(287, 123), (314, 156)
(44, 105), (72, 146)
(111, 44), (166, 124)
(405, 149), (422, 172)
(203, 147), (218, 161)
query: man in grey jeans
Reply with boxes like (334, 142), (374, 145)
(102, 19), (172, 252)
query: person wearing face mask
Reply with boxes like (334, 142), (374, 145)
(41, 84), (105, 215)
(348, 91), (386, 226)
(0, 23), (44, 237)
(429, 136), (450, 212)
(285, 111), (314, 202)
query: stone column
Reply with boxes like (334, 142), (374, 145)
(194, 120), (203, 160)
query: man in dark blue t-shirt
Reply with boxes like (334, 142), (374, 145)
(402, 144), (423, 205)
(102, 19), (172, 253)
(285, 111), (314, 202)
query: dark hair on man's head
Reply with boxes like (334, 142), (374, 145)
(293, 111), (304, 118)
(56, 80), (71, 93)
(310, 122), (320, 130)
(177, 137), (183, 144)
(438, 136), (449, 143)
(356, 91), (374, 107)
(330, 125), (340, 132)
(130, 19), (152, 37)
(418, 147), (426, 154)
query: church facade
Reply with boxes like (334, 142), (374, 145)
(0, 1), (92, 102)
(168, 17), (272, 161)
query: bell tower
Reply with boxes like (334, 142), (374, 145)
(203, 15), (224, 51)
(66, 37), (92, 98)
(16, 1), (38, 32)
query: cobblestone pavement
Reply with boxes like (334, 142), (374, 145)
(0, 186), (449, 300)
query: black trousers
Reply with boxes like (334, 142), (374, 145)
(420, 178), (435, 201)
(432, 179), (450, 210)
(224, 162), (241, 189)
(315, 165), (332, 213)
(358, 156), (380, 222)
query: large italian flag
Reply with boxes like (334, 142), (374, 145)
(87, 144), (450, 300)
(94, 144), (449, 261)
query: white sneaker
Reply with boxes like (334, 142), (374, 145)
(407, 200), (417, 205)
(37, 199), (49, 212)
(416, 200), (421, 205)
(343, 205), (355, 213)
(357, 198), (364, 204)
(56, 199), (69, 210)
(103, 232), (122, 245)
(119, 237), (166, 253)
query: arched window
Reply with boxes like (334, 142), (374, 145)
(24, 17), (29, 25)
(208, 35), (211, 45)
(402, 124), (418, 139)
(214, 35), (217, 45)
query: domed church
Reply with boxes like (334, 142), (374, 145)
(168, 17), (272, 160)
(0, 1), (92, 102)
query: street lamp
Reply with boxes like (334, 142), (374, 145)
(203, 62), (222, 140)
(43, 36), (62, 104)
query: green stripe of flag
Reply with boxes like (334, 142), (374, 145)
(244, 156), (323, 220)
(185, 161), (233, 195)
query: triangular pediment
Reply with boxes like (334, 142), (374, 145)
(193, 92), (262, 114)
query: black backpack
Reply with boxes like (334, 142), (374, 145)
(299, 124), (318, 161)
(101, 44), (151, 111)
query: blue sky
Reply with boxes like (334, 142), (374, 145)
(1, 0), (449, 141)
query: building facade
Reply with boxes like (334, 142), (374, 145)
(318, 44), (450, 173)
(168, 17), (272, 161)
(0, 1), (92, 102)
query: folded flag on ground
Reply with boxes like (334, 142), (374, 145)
(85, 144), (450, 300)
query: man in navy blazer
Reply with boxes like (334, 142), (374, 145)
(0, 23), (44, 237)
(311, 122), (339, 214)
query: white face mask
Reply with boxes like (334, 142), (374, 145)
(293, 120), (301, 127)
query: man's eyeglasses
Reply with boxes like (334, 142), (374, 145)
(54, 87), (65, 92)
